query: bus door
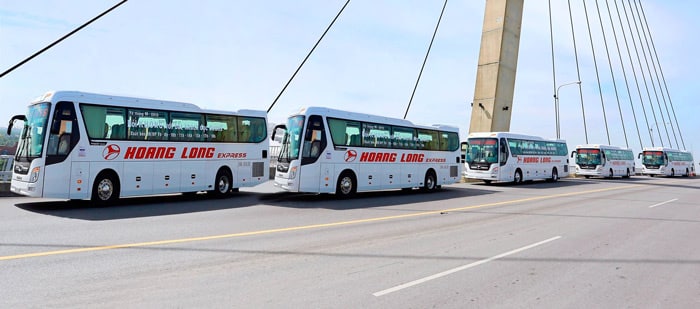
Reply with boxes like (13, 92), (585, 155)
(300, 115), (328, 192)
(499, 138), (512, 180)
(44, 101), (86, 199)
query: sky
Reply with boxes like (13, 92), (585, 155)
(1, 0), (698, 162)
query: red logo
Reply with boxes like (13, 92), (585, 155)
(103, 144), (120, 160)
(344, 150), (357, 162)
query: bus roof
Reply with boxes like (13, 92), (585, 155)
(291, 106), (459, 132)
(467, 131), (565, 143)
(641, 147), (691, 153)
(29, 90), (267, 118)
(575, 144), (633, 151)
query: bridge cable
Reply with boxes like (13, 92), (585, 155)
(613, 0), (653, 147)
(266, 0), (351, 113)
(582, 0), (611, 144)
(566, 0), (589, 143)
(0, 0), (128, 79)
(594, 0), (628, 148)
(603, 0), (644, 150)
(627, 0), (670, 147)
(620, 0), (662, 147)
(548, 0), (559, 139)
(634, 0), (681, 149)
(404, 0), (449, 119)
(638, 0), (685, 149)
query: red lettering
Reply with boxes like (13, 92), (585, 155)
(125, 147), (137, 159)
(181, 147), (189, 158)
(145, 147), (157, 159)
(135, 147), (146, 159)
(166, 147), (175, 159)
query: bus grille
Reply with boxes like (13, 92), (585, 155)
(252, 162), (265, 177)
(450, 166), (458, 177)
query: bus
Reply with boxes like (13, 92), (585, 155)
(638, 147), (695, 177)
(6, 91), (269, 203)
(570, 144), (635, 178)
(272, 107), (462, 197)
(464, 132), (569, 184)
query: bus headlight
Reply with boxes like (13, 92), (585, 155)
(289, 166), (298, 179)
(29, 167), (41, 183)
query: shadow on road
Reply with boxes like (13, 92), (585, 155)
(13, 185), (499, 220)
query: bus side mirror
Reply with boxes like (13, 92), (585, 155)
(7, 115), (26, 135)
(637, 153), (642, 159)
(570, 150), (576, 158)
(271, 124), (286, 142)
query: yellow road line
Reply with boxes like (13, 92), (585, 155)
(1, 184), (640, 261)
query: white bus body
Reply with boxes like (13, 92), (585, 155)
(571, 144), (635, 178)
(638, 147), (695, 177)
(464, 132), (569, 183)
(272, 107), (462, 197)
(7, 91), (269, 203)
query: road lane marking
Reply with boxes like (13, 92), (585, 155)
(648, 198), (678, 208)
(372, 236), (562, 297)
(1, 184), (640, 261)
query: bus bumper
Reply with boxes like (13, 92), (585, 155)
(10, 180), (42, 197)
(273, 177), (299, 192)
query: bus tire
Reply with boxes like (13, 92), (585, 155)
(550, 168), (559, 182)
(336, 171), (356, 198)
(92, 171), (120, 205)
(212, 168), (233, 198)
(514, 169), (523, 184)
(422, 170), (437, 192)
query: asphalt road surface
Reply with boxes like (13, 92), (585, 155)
(1, 176), (699, 308)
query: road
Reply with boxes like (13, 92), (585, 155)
(1, 176), (699, 308)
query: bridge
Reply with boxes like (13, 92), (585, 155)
(1, 1), (698, 307)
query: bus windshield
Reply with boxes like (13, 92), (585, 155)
(576, 149), (602, 165)
(278, 115), (304, 163)
(467, 138), (499, 164)
(15, 102), (51, 160)
(642, 151), (665, 166)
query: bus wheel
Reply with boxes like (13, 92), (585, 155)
(336, 171), (356, 198)
(212, 169), (232, 198)
(92, 172), (119, 204)
(550, 168), (559, 182)
(514, 169), (523, 184)
(422, 170), (437, 192)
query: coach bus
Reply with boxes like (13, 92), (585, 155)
(571, 144), (635, 178)
(271, 107), (462, 197)
(464, 132), (569, 184)
(6, 91), (269, 203)
(638, 147), (695, 177)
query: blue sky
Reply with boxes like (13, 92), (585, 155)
(1, 0), (698, 161)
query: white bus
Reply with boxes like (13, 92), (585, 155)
(571, 144), (635, 178)
(464, 132), (569, 184)
(272, 107), (462, 197)
(638, 147), (695, 177)
(7, 91), (269, 203)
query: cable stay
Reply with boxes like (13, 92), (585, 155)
(628, 0), (672, 148)
(634, 0), (680, 149)
(594, 0), (628, 148)
(603, 0), (644, 150)
(621, 0), (662, 147)
(266, 0), (351, 113)
(637, 0), (686, 149)
(0, 0), (128, 79)
(404, 0), (449, 119)
(582, 0), (611, 145)
(566, 0), (589, 143)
